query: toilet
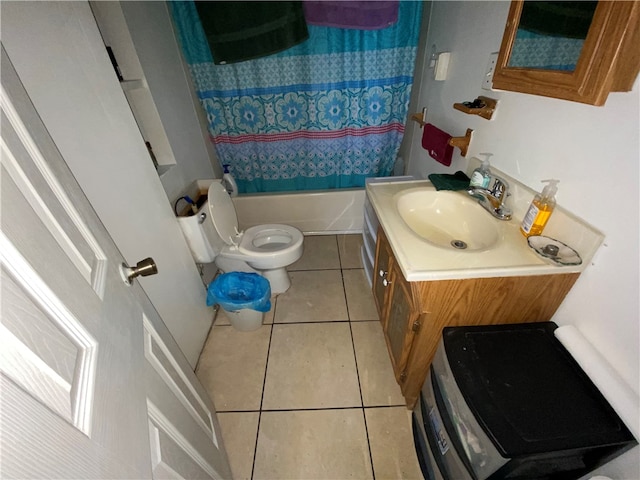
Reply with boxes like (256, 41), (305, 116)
(178, 181), (304, 294)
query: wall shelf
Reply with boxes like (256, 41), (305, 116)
(120, 78), (147, 91)
(453, 96), (497, 120)
(91, 2), (177, 183)
(157, 164), (174, 177)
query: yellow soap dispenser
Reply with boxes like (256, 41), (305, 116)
(520, 180), (558, 237)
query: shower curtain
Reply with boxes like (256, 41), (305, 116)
(170, 1), (422, 193)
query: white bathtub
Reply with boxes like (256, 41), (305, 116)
(232, 188), (365, 235)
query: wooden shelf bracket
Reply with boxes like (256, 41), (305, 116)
(410, 112), (426, 127)
(448, 128), (473, 157)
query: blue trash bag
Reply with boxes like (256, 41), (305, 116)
(206, 272), (271, 312)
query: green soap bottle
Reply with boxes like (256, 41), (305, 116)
(469, 153), (492, 188)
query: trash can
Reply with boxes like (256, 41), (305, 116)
(206, 272), (271, 331)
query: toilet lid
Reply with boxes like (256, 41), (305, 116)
(207, 181), (239, 245)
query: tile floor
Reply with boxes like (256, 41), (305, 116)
(196, 235), (423, 479)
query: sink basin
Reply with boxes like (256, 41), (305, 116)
(395, 189), (500, 251)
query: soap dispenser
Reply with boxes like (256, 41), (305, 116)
(520, 179), (559, 237)
(222, 164), (238, 197)
(469, 153), (492, 188)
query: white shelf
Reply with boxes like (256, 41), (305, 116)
(157, 164), (174, 177)
(91, 2), (177, 182)
(120, 78), (146, 91)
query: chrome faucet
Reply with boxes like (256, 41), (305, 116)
(467, 175), (512, 221)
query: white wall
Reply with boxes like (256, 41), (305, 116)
(403, 2), (639, 476)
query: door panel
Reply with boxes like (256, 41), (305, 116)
(148, 417), (214, 480)
(1, 102), (107, 297)
(141, 305), (231, 479)
(0, 263), (95, 431)
(143, 319), (217, 443)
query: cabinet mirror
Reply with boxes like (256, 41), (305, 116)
(492, 1), (640, 105)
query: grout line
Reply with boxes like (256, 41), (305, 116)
(250, 297), (277, 480)
(347, 310), (364, 407)
(272, 319), (351, 325)
(343, 260), (377, 480)
(335, 234), (343, 270)
(217, 404), (408, 414)
(340, 267), (350, 323)
(217, 409), (262, 414)
(347, 302), (377, 479)
(360, 403), (409, 409)
(257, 405), (367, 412)
(288, 267), (342, 272)
(362, 407), (376, 480)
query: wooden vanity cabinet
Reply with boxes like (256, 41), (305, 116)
(373, 226), (581, 409)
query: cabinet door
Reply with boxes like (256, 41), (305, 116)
(493, 1), (640, 105)
(373, 228), (393, 323)
(384, 263), (420, 384)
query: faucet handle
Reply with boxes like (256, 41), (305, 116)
(490, 175), (509, 199)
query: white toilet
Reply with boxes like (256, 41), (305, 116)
(178, 181), (304, 294)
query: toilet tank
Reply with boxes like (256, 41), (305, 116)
(177, 202), (224, 263)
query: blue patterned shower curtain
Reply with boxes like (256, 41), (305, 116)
(170, 1), (422, 193)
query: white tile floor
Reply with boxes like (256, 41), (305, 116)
(196, 235), (422, 479)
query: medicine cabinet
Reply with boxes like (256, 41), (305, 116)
(492, 1), (640, 106)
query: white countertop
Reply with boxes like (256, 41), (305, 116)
(366, 171), (605, 282)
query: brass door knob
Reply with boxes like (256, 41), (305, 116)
(120, 257), (158, 285)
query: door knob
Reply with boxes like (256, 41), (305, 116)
(120, 257), (158, 285)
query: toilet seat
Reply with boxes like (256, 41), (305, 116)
(237, 224), (304, 269)
(207, 181), (304, 270)
(239, 225), (302, 256)
(208, 181), (241, 246)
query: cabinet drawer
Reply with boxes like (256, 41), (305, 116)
(363, 195), (379, 241)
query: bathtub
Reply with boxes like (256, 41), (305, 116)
(232, 188), (365, 235)
(178, 179), (365, 234)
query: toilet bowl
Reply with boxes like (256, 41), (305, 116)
(178, 181), (304, 294)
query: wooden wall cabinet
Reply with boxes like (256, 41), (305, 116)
(373, 227), (581, 409)
(492, 1), (640, 105)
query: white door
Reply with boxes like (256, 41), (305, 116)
(0, 46), (231, 479)
(1, 0), (212, 367)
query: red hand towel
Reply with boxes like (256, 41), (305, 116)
(422, 123), (453, 166)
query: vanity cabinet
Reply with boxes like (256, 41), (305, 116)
(373, 227), (581, 409)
